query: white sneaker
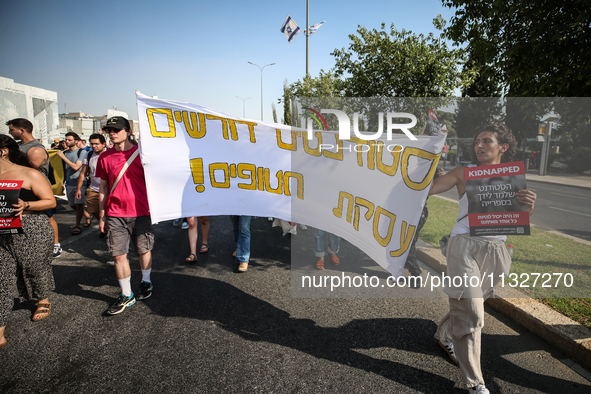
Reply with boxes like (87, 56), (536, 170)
(468, 384), (489, 394)
(267, 217), (274, 221)
(439, 340), (459, 365)
(300, 224), (307, 230)
(106, 261), (115, 266)
(53, 244), (62, 258)
(181, 221), (189, 230)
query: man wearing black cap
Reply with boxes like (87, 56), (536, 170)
(96, 116), (154, 315)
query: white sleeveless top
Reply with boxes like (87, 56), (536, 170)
(450, 165), (507, 242)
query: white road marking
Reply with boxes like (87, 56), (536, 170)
(548, 206), (591, 218)
(551, 192), (589, 200)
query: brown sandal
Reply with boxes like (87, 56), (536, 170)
(328, 253), (340, 266)
(316, 258), (325, 270)
(32, 302), (51, 322)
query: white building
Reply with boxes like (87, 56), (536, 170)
(59, 112), (96, 140)
(0, 76), (59, 147)
(60, 109), (138, 143)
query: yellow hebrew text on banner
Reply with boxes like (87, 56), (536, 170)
(147, 108), (176, 138)
(401, 147), (440, 190)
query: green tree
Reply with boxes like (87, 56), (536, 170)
(281, 70), (345, 129)
(282, 80), (292, 126)
(331, 21), (473, 97)
(283, 18), (471, 133)
(272, 102), (278, 123)
(442, 0), (591, 97)
(286, 69), (344, 98)
(462, 47), (502, 97)
(454, 97), (504, 138)
(550, 98), (591, 172)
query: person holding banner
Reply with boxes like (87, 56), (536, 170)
(314, 229), (340, 270)
(428, 124), (537, 394)
(231, 216), (251, 272)
(0, 135), (57, 349)
(185, 216), (210, 262)
(97, 117), (154, 315)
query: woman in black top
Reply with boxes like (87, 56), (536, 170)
(0, 135), (56, 350)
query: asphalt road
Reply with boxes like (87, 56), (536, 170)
(1, 212), (590, 393)
(526, 181), (591, 241)
(437, 178), (591, 242)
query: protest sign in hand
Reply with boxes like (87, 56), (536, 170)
(0, 180), (24, 234)
(465, 162), (530, 236)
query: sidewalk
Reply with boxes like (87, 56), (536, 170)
(525, 169), (591, 190)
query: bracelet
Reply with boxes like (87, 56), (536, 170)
(25, 201), (30, 210)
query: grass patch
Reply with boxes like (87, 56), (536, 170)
(539, 298), (591, 330)
(421, 196), (459, 246)
(421, 195), (591, 328)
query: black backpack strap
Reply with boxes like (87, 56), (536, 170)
(456, 213), (468, 223)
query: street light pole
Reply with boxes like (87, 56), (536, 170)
(248, 61), (275, 121)
(236, 96), (252, 118)
(538, 116), (560, 176)
(306, 0), (309, 76)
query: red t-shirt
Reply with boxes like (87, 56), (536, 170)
(95, 145), (150, 217)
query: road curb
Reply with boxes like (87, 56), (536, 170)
(416, 239), (591, 371)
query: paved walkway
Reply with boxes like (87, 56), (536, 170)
(525, 170), (591, 189)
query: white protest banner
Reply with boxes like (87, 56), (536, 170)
(136, 92), (445, 277)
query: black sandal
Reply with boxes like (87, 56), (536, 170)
(185, 253), (197, 262)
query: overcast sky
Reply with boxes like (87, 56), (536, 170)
(0, 0), (457, 122)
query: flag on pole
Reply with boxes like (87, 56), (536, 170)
(280, 15), (301, 43)
(307, 21), (325, 35)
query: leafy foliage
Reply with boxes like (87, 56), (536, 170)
(285, 69), (344, 98)
(282, 18), (473, 133)
(271, 102), (278, 123)
(331, 22), (473, 97)
(282, 80), (292, 126)
(442, 0), (591, 97)
(454, 97), (503, 138)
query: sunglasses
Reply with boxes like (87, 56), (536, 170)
(104, 128), (125, 134)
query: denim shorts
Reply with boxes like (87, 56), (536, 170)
(106, 215), (154, 257)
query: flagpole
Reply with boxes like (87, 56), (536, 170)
(306, 0), (309, 76)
